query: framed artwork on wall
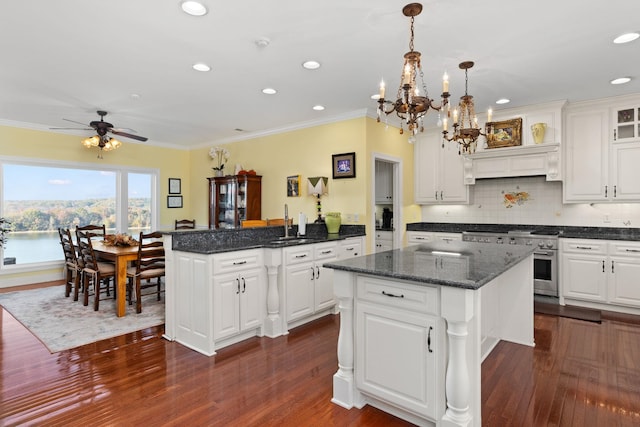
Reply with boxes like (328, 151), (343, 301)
(168, 178), (181, 194)
(486, 118), (523, 149)
(287, 175), (301, 197)
(332, 152), (356, 179)
(167, 195), (183, 208)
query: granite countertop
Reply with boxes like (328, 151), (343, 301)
(324, 240), (535, 290)
(406, 222), (640, 241)
(166, 224), (366, 254)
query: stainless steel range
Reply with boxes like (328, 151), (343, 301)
(462, 229), (558, 297)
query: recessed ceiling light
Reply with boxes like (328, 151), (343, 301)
(496, 98), (510, 105)
(262, 88), (277, 95)
(611, 77), (631, 85)
(302, 60), (321, 70)
(613, 32), (639, 44)
(193, 63), (211, 72)
(181, 1), (208, 16)
(313, 105), (325, 111)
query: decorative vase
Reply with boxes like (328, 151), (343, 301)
(531, 123), (547, 144)
(324, 212), (341, 234)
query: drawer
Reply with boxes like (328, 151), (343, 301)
(375, 231), (393, 241)
(406, 231), (433, 245)
(314, 242), (337, 260)
(356, 275), (439, 315)
(212, 249), (263, 273)
(560, 238), (607, 255)
(609, 241), (640, 257)
(284, 246), (314, 265)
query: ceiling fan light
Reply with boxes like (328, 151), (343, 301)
(82, 135), (100, 148)
(103, 137), (122, 151)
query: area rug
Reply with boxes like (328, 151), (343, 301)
(0, 285), (164, 353)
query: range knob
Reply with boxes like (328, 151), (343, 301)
(496, 237), (504, 244)
(546, 241), (555, 249)
(526, 240), (533, 246)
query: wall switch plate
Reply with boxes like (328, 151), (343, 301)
(604, 213), (611, 223)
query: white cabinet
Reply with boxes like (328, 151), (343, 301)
(338, 236), (364, 259)
(613, 105), (640, 142)
(564, 100), (640, 202)
(375, 161), (393, 204)
(374, 230), (393, 252)
(355, 276), (443, 421)
(406, 231), (434, 246)
(564, 107), (609, 202)
(414, 129), (469, 204)
(283, 241), (338, 325)
(561, 239), (640, 309)
(212, 249), (264, 341)
(433, 232), (462, 243)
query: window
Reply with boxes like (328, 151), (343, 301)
(1, 159), (158, 267)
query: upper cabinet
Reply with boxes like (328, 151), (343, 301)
(414, 129), (469, 204)
(375, 160), (393, 204)
(613, 106), (640, 142)
(564, 95), (640, 203)
(209, 175), (262, 229)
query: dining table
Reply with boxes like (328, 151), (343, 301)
(91, 241), (139, 317)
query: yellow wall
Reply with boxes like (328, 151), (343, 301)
(1, 116), (418, 284)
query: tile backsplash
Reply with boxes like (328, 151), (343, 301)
(420, 176), (639, 227)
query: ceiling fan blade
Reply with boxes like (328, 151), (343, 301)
(50, 127), (92, 130)
(110, 129), (148, 142)
(63, 118), (91, 126)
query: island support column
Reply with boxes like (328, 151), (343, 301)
(263, 249), (283, 338)
(331, 270), (364, 409)
(440, 286), (479, 427)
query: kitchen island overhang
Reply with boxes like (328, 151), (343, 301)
(324, 241), (536, 427)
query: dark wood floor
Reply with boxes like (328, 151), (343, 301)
(1, 287), (640, 426)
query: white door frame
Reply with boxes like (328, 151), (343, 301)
(371, 153), (403, 253)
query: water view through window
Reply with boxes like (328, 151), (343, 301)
(2, 164), (154, 266)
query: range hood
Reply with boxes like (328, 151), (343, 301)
(462, 143), (561, 184)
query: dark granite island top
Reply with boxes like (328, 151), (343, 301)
(324, 240), (535, 290)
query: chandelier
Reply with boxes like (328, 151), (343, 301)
(442, 61), (492, 154)
(81, 135), (122, 159)
(376, 3), (449, 140)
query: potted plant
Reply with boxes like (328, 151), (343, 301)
(209, 146), (230, 177)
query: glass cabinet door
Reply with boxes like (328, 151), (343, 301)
(614, 107), (640, 142)
(217, 180), (237, 229)
(237, 178), (247, 223)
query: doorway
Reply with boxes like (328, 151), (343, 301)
(371, 154), (402, 253)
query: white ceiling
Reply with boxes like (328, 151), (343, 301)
(1, 0), (639, 149)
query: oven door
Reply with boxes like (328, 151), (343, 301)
(533, 250), (557, 296)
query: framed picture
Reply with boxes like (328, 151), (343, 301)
(332, 152), (356, 179)
(287, 175), (301, 197)
(485, 118), (523, 149)
(167, 195), (183, 208)
(168, 178), (181, 194)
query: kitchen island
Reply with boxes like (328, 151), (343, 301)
(324, 241), (535, 427)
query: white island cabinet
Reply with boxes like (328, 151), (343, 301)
(325, 241), (535, 427)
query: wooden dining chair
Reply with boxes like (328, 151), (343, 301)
(76, 224), (107, 240)
(127, 231), (165, 314)
(241, 219), (268, 228)
(76, 229), (116, 310)
(175, 219), (196, 230)
(58, 228), (82, 301)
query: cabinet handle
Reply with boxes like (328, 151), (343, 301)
(440, 191), (443, 200)
(625, 249), (640, 253)
(415, 237), (427, 240)
(295, 254), (308, 259)
(320, 250), (332, 255)
(381, 290), (404, 298)
(315, 266), (320, 279)
(614, 185), (617, 198)
(427, 326), (433, 353)
(614, 128), (617, 141)
(236, 278), (240, 294)
(576, 246), (592, 250)
(605, 185), (608, 198)
(346, 247), (355, 251)
(602, 260), (605, 273)
(233, 260), (247, 265)
(611, 261), (615, 274)
(310, 267), (315, 280)
(435, 191), (438, 200)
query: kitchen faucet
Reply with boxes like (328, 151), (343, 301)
(284, 204), (290, 238)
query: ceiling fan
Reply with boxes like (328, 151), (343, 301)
(52, 110), (148, 157)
